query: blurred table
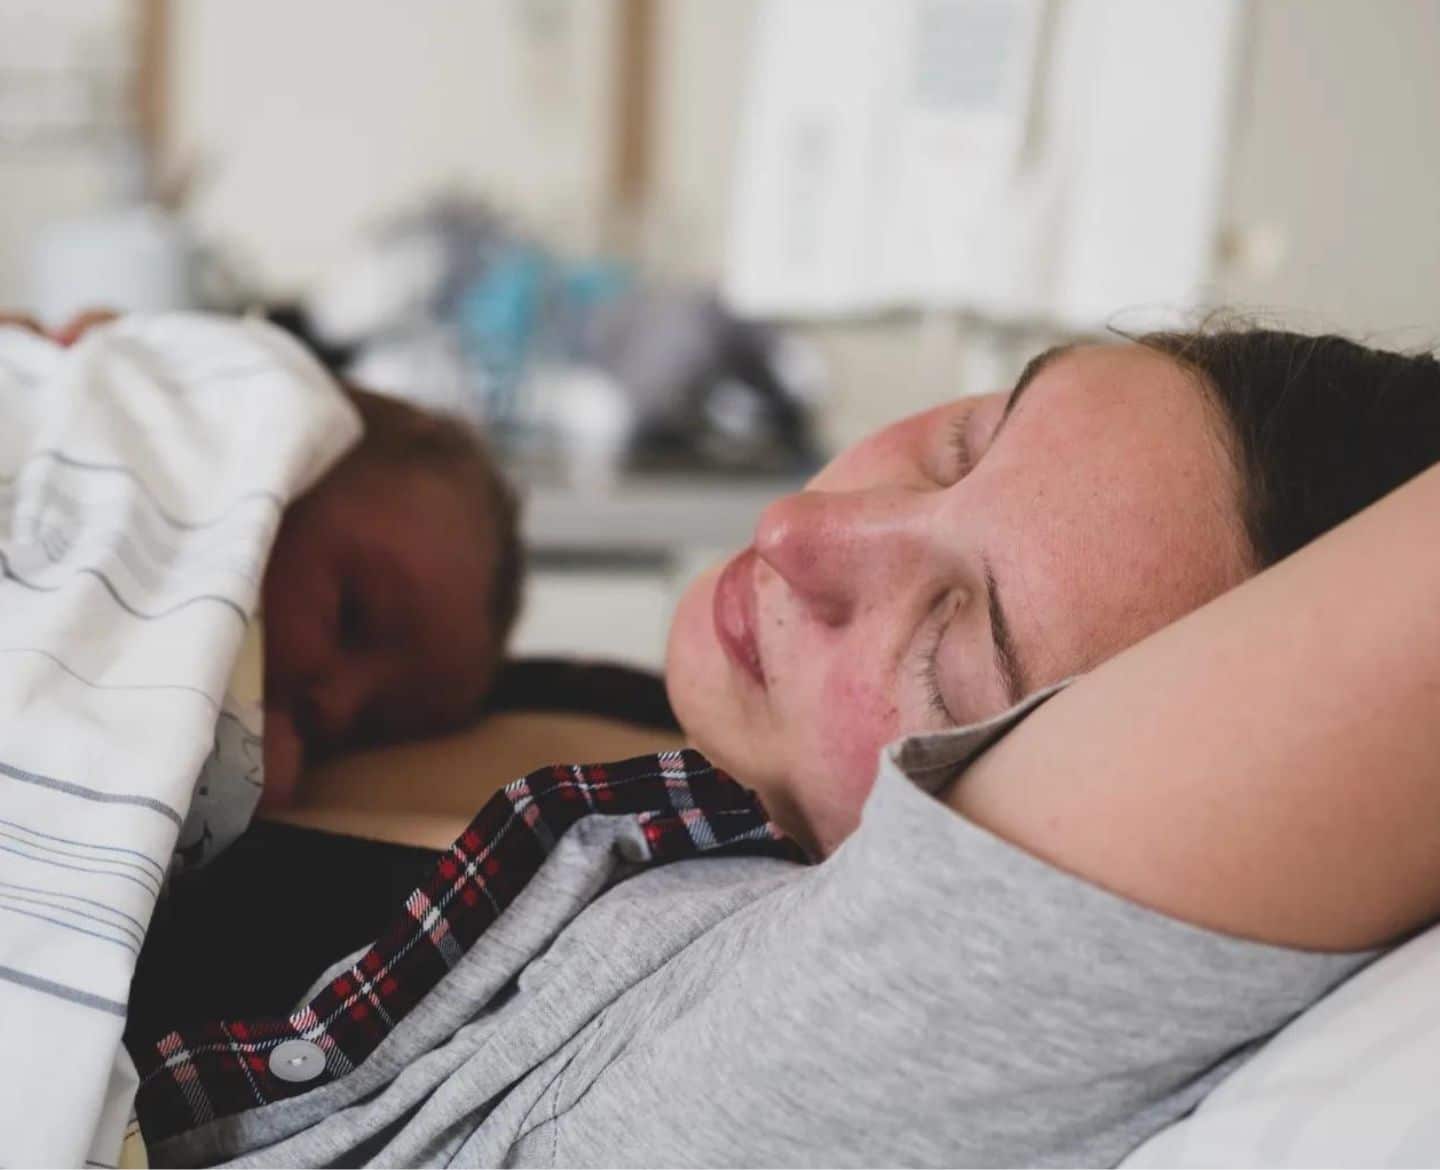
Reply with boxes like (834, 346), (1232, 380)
(510, 472), (804, 671)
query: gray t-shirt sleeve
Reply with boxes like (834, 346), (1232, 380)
(522, 688), (1377, 1169)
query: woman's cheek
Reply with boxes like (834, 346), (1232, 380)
(801, 664), (901, 835)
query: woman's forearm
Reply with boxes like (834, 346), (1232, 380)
(950, 461), (1440, 951)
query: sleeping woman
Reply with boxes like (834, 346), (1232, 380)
(110, 318), (1440, 1165)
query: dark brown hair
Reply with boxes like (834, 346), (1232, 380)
(1137, 323), (1440, 568)
(344, 385), (524, 645)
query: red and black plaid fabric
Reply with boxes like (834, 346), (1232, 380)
(133, 749), (804, 1144)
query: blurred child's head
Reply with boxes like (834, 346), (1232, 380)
(260, 388), (522, 805)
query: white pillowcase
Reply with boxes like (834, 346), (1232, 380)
(1124, 922), (1440, 1167)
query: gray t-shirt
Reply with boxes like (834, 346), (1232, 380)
(155, 692), (1374, 1168)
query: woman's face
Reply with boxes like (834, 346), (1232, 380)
(666, 342), (1252, 854)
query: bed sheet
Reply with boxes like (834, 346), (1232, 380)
(0, 313), (359, 1166)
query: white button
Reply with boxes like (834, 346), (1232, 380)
(268, 1039), (326, 1083)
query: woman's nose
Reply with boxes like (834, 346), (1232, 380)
(753, 487), (930, 626)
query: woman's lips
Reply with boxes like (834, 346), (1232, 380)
(713, 546), (766, 688)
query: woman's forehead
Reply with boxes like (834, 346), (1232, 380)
(978, 342), (1193, 425)
(971, 343), (1250, 685)
(984, 344), (1240, 513)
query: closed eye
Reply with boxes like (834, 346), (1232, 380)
(947, 409), (977, 482)
(336, 578), (367, 650)
(921, 623), (954, 725)
(917, 593), (963, 726)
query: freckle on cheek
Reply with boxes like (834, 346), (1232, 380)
(820, 668), (901, 793)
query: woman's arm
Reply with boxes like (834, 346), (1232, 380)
(949, 461), (1440, 952)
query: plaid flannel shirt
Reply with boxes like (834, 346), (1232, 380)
(133, 749), (804, 1145)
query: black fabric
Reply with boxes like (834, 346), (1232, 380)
(126, 822), (439, 1050)
(126, 658), (675, 1053)
(488, 657), (679, 731)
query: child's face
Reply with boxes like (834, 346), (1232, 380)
(259, 456), (504, 806)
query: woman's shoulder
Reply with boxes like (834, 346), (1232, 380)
(870, 683), (1369, 990)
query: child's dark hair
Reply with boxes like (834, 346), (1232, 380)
(344, 385), (524, 647)
(261, 305), (525, 653)
(1135, 321), (1440, 569)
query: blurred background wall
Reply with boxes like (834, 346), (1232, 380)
(5, 2), (1440, 416)
(165, 0), (1440, 334)
(165, 0), (620, 290)
(1218, 1), (1440, 341)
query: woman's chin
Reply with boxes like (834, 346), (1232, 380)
(663, 567), (775, 787)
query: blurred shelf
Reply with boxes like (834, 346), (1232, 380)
(516, 472), (804, 556)
(510, 471), (805, 670)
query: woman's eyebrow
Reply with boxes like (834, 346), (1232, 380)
(984, 559), (1027, 707)
(991, 343), (1076, 444)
